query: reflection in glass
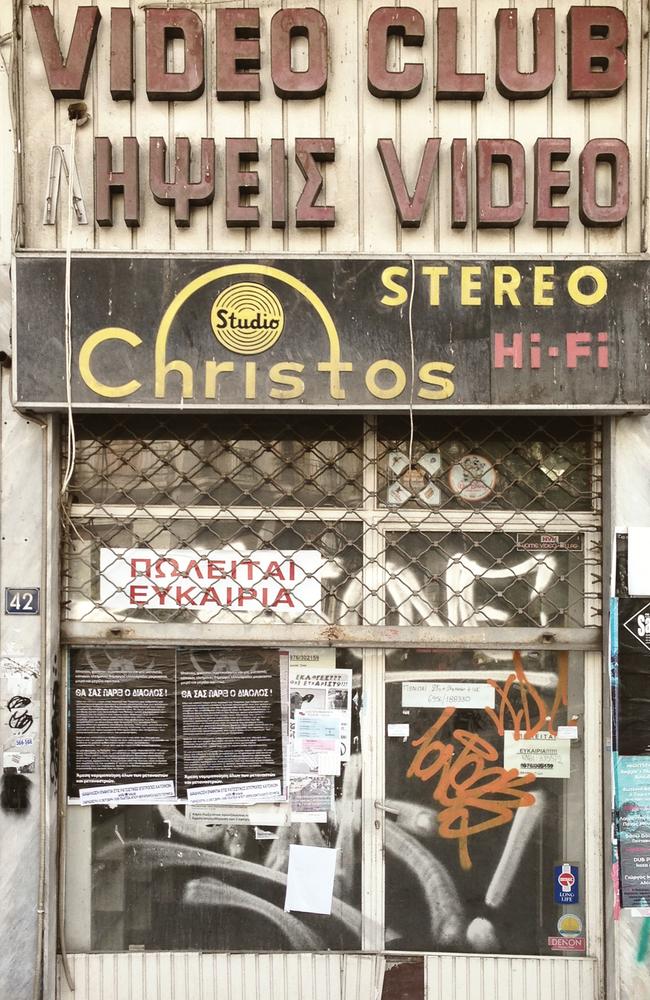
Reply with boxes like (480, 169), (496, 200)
(385, 532), (585, 627)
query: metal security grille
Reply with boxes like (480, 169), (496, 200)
(62, 414), (601, 638)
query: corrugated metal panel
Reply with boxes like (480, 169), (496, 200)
(424, 954), (599, 1000)
(58, 953), (384, 1000)
(57, 953), (599, 1000)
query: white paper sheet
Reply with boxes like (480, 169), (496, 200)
(185, 801), (290, 825)
(503, 731), (571, 778)
(402, 681), (496, 709)
(187, 778), (282, 804)
(556, 725), (579, 741)
(628, 527), (650, 595)
(290, 810), (328, 824)
(387, 723), (410, 738)
(185, 804), (250, 824)
(317, 751), (341, 776)
(288, 648), (336, 670)
(78, 780), (175, 805)
(284, 844), (337, 914)
(248, 802), (290, 825)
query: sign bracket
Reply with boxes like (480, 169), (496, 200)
(42, 145), (88, 226)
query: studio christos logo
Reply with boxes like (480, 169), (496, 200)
(210, 282), (285, 355)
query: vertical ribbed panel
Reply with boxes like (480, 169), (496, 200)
(424, 955), (598, 1000)
(58, 953), (383, 1000)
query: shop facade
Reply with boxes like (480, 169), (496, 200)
(1, 3), (650, 999)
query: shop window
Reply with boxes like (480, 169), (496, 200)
(62, 416), (600, 958)
(384, 648), (586, 955)
(64, 415), (601, 629)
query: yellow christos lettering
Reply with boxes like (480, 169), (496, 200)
(365, 360), (407, 399)
(78, 327), (142, 398)
(380, 266), (409, 306)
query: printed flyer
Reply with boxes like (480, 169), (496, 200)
(68, 649), (177, 800)
(177, 648), (284, 801)
(617, 754), (650, 907)
(287, 653), (352, 820)
(68, 648), (285, 805)
(503, 730), (571, 779)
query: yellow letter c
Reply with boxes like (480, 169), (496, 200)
(78, 327), (142, 398)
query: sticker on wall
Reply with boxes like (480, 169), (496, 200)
(288, 648), (336, 670)
(387, 450), (441, 507)
(547, 934), (586, 952)
(187, 778), (283, 805)
(556, 913), (583, 938)
(79, 780), (176, 806)
(289, 664), (352, 761)
(556, 725), (579, 740)
(289, 774), (334, 819)
(515, 533), (583, 552)
(554, 864), (580, 904)
(1, 657), (40, 777)
(503, 731), (571, 779)
(447, 454), (497, 502)
(622, 600), (650, 655)
(387, 723), (410, 739)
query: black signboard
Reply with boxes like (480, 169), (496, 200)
(68, 647), (284, 803)
(15, 256), (650, 411)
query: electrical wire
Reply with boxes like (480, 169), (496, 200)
(60, 120), (77, 499)
(407, 257), (416, 471)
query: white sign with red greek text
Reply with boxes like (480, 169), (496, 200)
(100, 548), (322, 615)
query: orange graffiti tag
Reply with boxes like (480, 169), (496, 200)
(485, 650), (568, 738)
(407, 706), (536, 870)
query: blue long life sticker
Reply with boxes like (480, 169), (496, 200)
(554, 864), (579, 905)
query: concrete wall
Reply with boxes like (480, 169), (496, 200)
(0, 5), (59, 999)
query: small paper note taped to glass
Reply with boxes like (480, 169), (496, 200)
(284, 844), (337, 915)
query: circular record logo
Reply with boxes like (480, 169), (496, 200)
(210, 282), (284, 355)
(557, 914), (583, 939)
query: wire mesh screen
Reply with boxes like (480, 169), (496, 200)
(63, 415), (601, 629)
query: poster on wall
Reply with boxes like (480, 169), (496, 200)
(177, 649), (284, 803)
(613, 598), (650, 906)
(617, 597), (650, 755)
(68, 648), (177, 803)
(68, 648), (285, 805)
(616, 755), (650, 907)
(287, 652), (352, 819)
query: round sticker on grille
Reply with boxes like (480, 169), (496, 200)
(211, 282), (284, 354)
(448, 454), (497, 502)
